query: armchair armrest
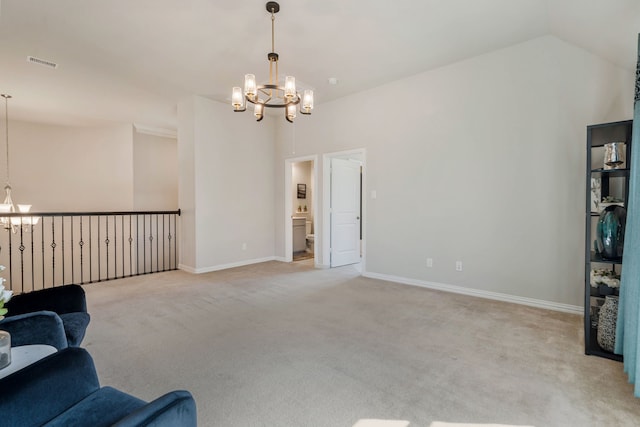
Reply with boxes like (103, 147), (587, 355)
(0, 347), (100, 427)
(0, 310), (68, 349)
(112, 390), (197, 427)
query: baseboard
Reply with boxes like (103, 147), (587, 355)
(179, 256), (277, 274)
(178, 264), (197, 274)
(362, 271), (582, 314)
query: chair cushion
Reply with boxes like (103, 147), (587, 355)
(43, 386), (147, 427)
(0, 348), (100, 427)
(59, 312), (91, 347)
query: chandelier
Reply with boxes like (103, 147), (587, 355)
(231, 1), (313, 123)
(0, 94), (38, 232)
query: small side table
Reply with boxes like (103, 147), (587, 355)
(0, 345), (56, 379)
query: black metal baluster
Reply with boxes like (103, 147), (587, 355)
(105, 216), (110, 280)
(153, 214), (160, 272)
(143, 214), (147, 274)
(162, 214), (166, 271)
(40, 217), (45, 288)
(97, 216), (101, 281)
(89, 216), (93, 283)
(7, 220), (12, 291)
(128, 216), (133, 276)
(61, 216), (65, 285)
(136, 214), (140, 274)
(70, 216), (74, 285)
(168, 215), (173, 270)
(30, 218), (35, 291)
(121, 215), (125, 277)
(79, 217), (84, 284)
(19, 219), (25, 291)
(51, 217), (56, 287)
(113, 215), (117, 279)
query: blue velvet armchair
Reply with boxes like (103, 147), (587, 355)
(2, 284), (90, 347)
(0, 347), (197, 426)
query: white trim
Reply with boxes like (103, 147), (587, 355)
(134, 123), (178, 139)
(362, 271), (582, 314)
(178, 263), (197, 274)
(179, 256), (277, 274)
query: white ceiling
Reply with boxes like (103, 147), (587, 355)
(1, 0), (639, 130)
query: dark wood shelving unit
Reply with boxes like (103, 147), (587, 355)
(584, 119), (632, 362)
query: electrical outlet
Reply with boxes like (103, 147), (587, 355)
(427, 258), (433, 268)
(455, 261), (463, 272)
(242, 243), (247, 250)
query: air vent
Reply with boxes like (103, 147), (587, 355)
(27, 56), (58, 69)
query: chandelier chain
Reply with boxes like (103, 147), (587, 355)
(271, 10), (275, 53)
(1, 94), (10, 187)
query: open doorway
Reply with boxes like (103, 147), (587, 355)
(284, 156), (318, 263)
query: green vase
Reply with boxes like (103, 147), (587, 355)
(596, 205), (626, 260)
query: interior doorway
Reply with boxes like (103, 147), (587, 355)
(323, 149), (365, 269)
(284, 156), (318, 263)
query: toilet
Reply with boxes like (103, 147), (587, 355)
(305, 220), (314, 253)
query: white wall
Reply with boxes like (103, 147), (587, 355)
(292, 160), (313, 222)
(274, 35), (634, 308)
(8, 121), (134, 211)
(133, 131), (178, 210)
(178, 95), (276, 272)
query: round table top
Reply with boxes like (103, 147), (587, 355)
(0, 344), (57, 379)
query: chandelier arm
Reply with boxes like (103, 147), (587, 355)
(247, 85), (300, 108)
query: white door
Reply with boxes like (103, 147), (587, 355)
(330, 158), (361, 267)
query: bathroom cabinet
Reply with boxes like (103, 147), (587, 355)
(584, 119), (632, 361)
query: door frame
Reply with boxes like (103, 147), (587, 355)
(284, 155), (319, 263)
(323, 148), (366, 270)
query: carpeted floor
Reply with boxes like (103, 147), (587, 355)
(82, 261), (640, 426)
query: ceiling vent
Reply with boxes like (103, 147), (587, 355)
(27, 56), (58, 69)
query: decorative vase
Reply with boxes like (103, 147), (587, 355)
(597, 295), (619, 353)
(0, 330), (10, 369)
(596, 205), (626, 260)
(604, 142), (625, 169)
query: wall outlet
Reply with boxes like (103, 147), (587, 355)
(242, 243), (247, 250)
(427, 258), (433, 268)
(455, 261), (463, 272)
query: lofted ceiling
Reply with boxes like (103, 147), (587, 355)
(0, 0), (639, 130)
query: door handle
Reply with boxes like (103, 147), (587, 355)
(357, 216), (360, 220)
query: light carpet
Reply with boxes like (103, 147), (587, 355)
(81, 260), (640, 426)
